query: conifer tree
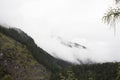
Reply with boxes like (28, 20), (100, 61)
(59, 70), (78, 80)
(116, 63), (120, 80)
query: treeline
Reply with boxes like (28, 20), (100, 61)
(0, 25), (71, 72)
(1, 25), (120, 80)
(51, 62), (120, 80)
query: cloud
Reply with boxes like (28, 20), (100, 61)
(0, 0), (120, 64)
(38, 35), (120, 64)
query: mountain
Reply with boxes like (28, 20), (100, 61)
(0, 25), (72, 80)
(0, 31), (51, 80)
(0, 25), (72, 70)
(0, 25), (120, 80)
(57, 36), (87, 49)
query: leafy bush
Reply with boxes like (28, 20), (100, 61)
(1, 75), (12, 80)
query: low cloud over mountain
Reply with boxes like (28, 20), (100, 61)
(57, 36), (87, 49)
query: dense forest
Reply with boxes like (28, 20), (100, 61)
(0, 25), (120, 80)
(51, 63), (120, 80)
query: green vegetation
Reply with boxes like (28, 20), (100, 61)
(0, 30), (50, 80)
(116, 63), (120, 80)
(59, 70), (78, 80)
(1, 75), (12, 80)
(0, 25), (71, 73)
(51, 63), (119, 80)
(103, 0), (120, 28)
(0, 25), (120, 80)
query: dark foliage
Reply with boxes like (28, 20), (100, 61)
(51, 62), (119, 80)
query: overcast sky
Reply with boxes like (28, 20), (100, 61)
(0, 0), (120, 63)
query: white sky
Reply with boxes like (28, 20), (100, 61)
(0, 0), (120, 63)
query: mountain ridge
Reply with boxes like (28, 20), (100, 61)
(0, 25), (72, 71)
(0, 31), (51, 80)
(57, 36), (87, 49)
(0, 25), (120, 80)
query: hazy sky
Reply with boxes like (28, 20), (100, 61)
(0, 0), (120, 63)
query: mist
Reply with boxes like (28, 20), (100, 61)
(0, 0), (120, 63)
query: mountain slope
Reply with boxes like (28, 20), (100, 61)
(0, 25), (120, 80)
(57, 36), (87, 49)
(0, 25), (72, 72)
(0, 32), (51, 80)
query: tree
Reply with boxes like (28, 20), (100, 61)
(116, 63), (120, 80)
(1, 75), (12, 80)
(103, 0), (120, 32)
(59, 70), (78, 80)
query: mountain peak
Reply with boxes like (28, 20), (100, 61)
(57, 36), (87, 49)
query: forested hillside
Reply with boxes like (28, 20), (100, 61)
(0, 31), (51, 80)
(51, 63), (120, 80)
(0, 25), (120, 80)
(0, 25), (71, 72)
